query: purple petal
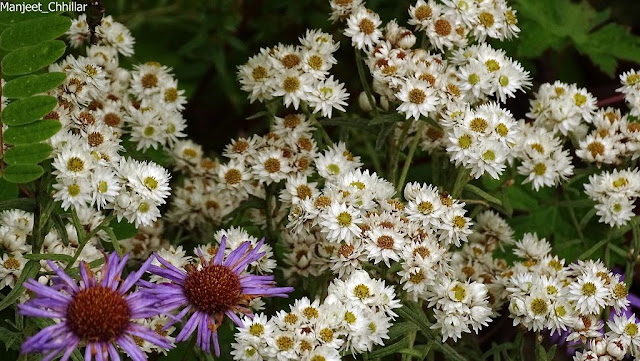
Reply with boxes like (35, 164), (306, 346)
(214, 235), (227, 265)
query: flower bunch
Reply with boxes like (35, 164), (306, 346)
(231, 269), (399, 360)
(237, 30), (348, 117)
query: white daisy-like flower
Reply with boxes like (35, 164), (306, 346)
(307, 75), (349, 118)
(272, 69), (313, 110)
(396, 79), (439, 120)
(319, 202), (362, 243)
(344, 8), (382, 50)
(567, 271), (609, 315)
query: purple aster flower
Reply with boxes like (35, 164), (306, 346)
(142, 236), (294, 356)
(19, 252), (172, 361)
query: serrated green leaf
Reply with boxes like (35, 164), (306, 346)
(109, 218), (138, 240)
(0, 15), (70, 51)
(3, 164), (44, 183)
(0, 178), (19, 201)
(576, 23), (640, 76)
(1, 39), (65, 76)
(4, 143), (52, 165)
(3, 72), (66, 98)
(3, 119), (61, 144)
(0, 326), (20, 351)
(2, 95), (57, 126)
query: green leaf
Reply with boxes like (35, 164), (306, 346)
(504, 186), (538, 210)
(2, 95), (57, 126)
(4, 143), (52, 165)
(3, 119), (61, 144)
(0, 326), (20, 351)
(367, 337), (409, 359)
(3, 164), (44, 183)
(576, 23), (640, 76)
(1, 39), (65, 76)
(0, 260), (39, 312)
(24, 253), (73, 263)
(0, 15), (71, 51)
(387, 321), (420, 341)
(3, 72), (66, 98)
(369, 112), (404, 125)
(109, 218), (138, 240)
(0, 198), (36, 212)
(0, 1), (63, 25)
(0, 178), (19, 201)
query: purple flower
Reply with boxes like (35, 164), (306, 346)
(19, 252), (171, 361)
(142, 236), (294, 356)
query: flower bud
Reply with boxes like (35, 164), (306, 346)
(358, 91), (375, 112)
(606, 338), (627, 360)
(589, 337), (606, 356)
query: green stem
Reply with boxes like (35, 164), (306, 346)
(363, 133), (383, 175)
(562, 186), (585, 244)
(451, 166), (471, 199)
(397, 121), (425, 195)
(355, 48), (379, 117)
(389, 119), (413, 185)
(626, 220), (640, 290)
(65, 211), (116, 271)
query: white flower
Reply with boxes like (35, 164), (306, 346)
(344, 8), (382, 50)
(567, 272), (609, 315)
(307, 76), (349, 118)
(319, 202), (362, 243)
(396, 79), (439, 119)
(0, 251), (25, 289)
(90, 167), (121, 209)
(272, 70), (313, 110)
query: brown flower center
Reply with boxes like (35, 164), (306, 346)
(66, 287), (131, 342)
(184, 265), (242, 314)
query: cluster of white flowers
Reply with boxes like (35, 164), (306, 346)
(575, 110), (640, 166)
(503, 234), (628, 339)
(67, 14), (135, 56)
(442, 102), (519, 179)
(0, 210), (32, 289)
(584, 168), (640, 227)
(41, 16), (186, 227)
(338, 2), (529, 121)
(237, 30), (349, 118)
(451, 43), (531, 103)
(527, 81), (597, 136)
(450, 210), (514, 312)
(231, 270), (399, 360)
(618, 69), (640, 117)
(166, 113), (318, 230)
(516, 121), (574, 190)
(0, 207), (116, 293)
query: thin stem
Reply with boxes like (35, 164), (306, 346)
(390, 119), (413, 185)
(562, 186), (585, 243)
(397, 121), (425, 195)
(65, 211), (115, 271)
(363, 133), (382, 175)
(596, 93), (625, 107)
(354, 48), (379, 117)
(626, 219), (640, 290)
(451, 166), (471, 198)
